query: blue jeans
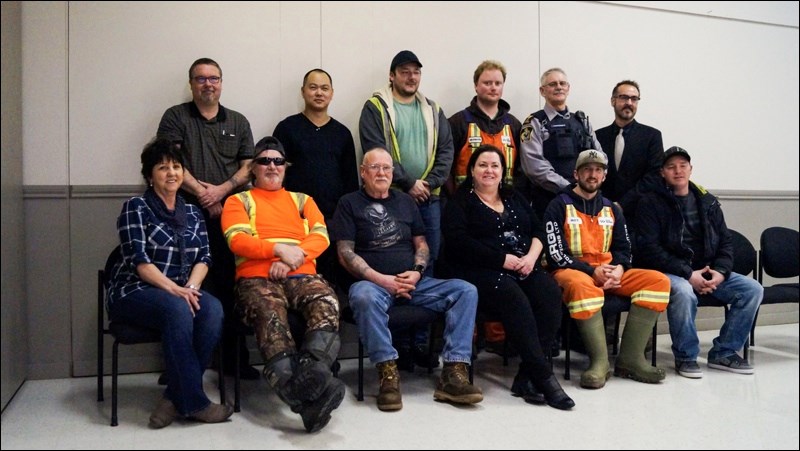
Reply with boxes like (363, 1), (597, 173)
(348, 276), (477, 365)
(108, 287), (224, 416)
(418, 196), (441, 272)
(666, 273), (763, 362)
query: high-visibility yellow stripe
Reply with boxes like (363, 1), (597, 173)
(565, 204), (583, 257)
(567, 296), (605, 315)
(631, 290), (670, 305)
(600, 206), (613, 252)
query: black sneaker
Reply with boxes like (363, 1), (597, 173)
(675, 360), (703, 379)
(708, 353), (754, 374)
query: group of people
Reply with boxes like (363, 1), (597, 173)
(104, 52), (763, 432)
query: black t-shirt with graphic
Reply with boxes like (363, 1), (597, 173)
(330, 188), (425, 276)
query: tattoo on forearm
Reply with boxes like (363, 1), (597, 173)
(415, 248), (429, 267)
(338, 240), (370, 279)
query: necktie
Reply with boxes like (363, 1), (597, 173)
(614, 128), (625, 169)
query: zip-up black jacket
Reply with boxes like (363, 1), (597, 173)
(635, 181), (733, 280)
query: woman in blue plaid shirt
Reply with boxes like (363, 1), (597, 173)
(108, 138), (233, 428)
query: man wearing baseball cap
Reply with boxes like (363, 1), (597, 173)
(636, 146), (763, 378)
(543, 150), (670, 389)
(359, 50), (454, 271)
(359, 50), (455, 370)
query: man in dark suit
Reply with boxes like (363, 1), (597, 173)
(595, 80), (663, 228)
(595, 80), (664, 349)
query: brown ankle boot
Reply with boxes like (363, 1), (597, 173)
(190, 402), (234, 423)
(149, 397), (178, 429)
(434, 362), (483, 405)
(376, 360), (402, 411)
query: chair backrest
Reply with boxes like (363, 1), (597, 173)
(760, 227), (800, 280)
(729, 229), (757, 277)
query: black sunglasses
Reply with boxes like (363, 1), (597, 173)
(254, 156), (287, 166)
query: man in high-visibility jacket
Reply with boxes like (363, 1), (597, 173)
(543, 149), (670, 389)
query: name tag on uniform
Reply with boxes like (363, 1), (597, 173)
(501, 135), (512, 145)
(598, 217), (615, 226)
(568, 217), (582, 225)
(468, 136), (482, 144)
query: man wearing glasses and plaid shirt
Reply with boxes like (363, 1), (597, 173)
(157, 57), (259, 380)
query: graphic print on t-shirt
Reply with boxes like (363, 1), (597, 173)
(365, 203), (401, 248)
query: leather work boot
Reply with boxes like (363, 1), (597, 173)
(614, 305), (666, 383)
(434, 362), (483, 405)
(376, 360), (402, 411)
(575, 314), (612, 389)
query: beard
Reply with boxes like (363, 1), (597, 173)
(577, 178), (601, 194)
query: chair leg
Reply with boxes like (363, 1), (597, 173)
(111, 341), (120, 427)
(357, 340), (364, 401)
(97, 333), (104, 403)
(234, 333), (242, 412)
(426, 323), (436, 374)
(217, 344), (226, 405)
(469, 355), (474, 384)
(564, 316), (571, 381)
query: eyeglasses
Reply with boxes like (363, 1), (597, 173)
(192, 76), (221, 85)
(365, 164), (394, 173)
(544, 81), (570, 89)
(615, 94), (640, 103)
(254, 156), (287, 166)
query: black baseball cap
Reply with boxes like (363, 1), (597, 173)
(254, 136), (285, 157)
(390, 50), (422, 72)
(662, 146), (691, 166)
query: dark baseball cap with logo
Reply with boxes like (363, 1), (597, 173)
(662, 146), (691, 166)
(390, 50), (423, 72)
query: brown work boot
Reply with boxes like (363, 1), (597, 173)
(376, 360), (402, 411)
(434, 362), (483, 405)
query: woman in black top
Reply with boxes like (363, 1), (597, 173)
(442, 144), (574, 410)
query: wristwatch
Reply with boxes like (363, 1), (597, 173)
(411, 264), (426, 276)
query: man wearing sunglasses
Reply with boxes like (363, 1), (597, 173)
(221, 136), (344, 433)
(157, 57), (258, 380)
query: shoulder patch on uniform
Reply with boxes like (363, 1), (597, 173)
(521, 115), (534, 143)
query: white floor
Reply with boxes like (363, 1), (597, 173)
(2, 324), (798, 450)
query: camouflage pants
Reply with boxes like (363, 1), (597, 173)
(234, 275), (339, 362)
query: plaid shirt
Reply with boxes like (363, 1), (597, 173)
(108, 195), (212, 306)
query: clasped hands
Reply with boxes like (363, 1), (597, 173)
(593, 264), (624, 290)
(690, 266), (723, 295)
(379, 271), (422, 299)
(270, 243), (308, 280)
(503, 253), (534, 279)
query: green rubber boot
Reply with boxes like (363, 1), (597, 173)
(614, 305), (666, 383)
(575, 313), (611, 389)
